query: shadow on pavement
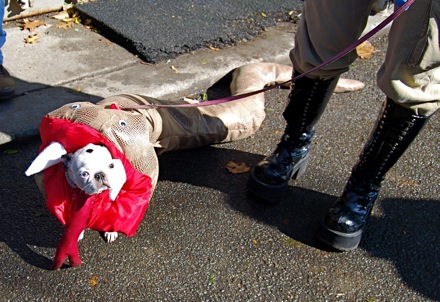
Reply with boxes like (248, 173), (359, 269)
(0, 78), (104, 270)
(366, 198), (440, 301)
(158, 145), (440, 301)
(0, 173), (61, 270)
(0, 76), (103, 145)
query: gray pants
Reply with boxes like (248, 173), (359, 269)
(290, 0), (440, 116)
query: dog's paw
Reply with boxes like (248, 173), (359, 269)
(78, 230), (85, 242)
(104, 232), (118, 243)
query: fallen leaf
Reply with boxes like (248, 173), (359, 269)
(56, 21), (75, 30)
(226, 161), (250, 174)
(86, 24), (98, 32)
(87, 275), (99, 287)
(4, 149), (19, 155)
(54, 9), (81, 24)
(252, 239), (258, 245)
(170, 65), (178, 72)
(356, 41), (375, 59)
(24, 33), (39, 44)
(208, 274), (216, 284)
(261, 12), (267, 17)
(201, 92), (208, 101)
(51, 10), (70, 20)
(208, 45), (220, 51)
(282, 237), (302, 248)
(18, 18), (46, 32)
(62, 15), (81, 24)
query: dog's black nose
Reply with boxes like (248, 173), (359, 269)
(94, 172), (106, 181)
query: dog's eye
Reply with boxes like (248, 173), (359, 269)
(118, 120), (127, 127)
(80, 171), (89, 178)
(70, 104), (80, 109)
(109, 163), (114, 169)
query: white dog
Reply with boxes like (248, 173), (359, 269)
(26, 142), (127, 243)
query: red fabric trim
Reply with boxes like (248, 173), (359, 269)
(40, 116), (153, 236)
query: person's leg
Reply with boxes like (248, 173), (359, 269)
(248, 0), (375, 202)
(0, 0), (5, 64)
(318, 0), (439, 251)
(377, 0), (440, 117)
(0, 0), (15, 101)
(318, 98), (430, 250)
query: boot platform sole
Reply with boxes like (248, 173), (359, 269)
(247, 153), (310, 203)
(247, 166), (289, 203)
(316, 222), (363, 251)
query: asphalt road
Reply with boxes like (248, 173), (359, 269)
(76, 0), (302, 63)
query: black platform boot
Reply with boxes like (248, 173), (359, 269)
(248, 74), (339, 203)
(317, 98), (430, 251)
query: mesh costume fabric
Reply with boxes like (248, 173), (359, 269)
(44, 63), (293, 191)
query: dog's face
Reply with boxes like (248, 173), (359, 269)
(62, 143), (126, 199)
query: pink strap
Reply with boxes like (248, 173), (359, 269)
(121, 0), (414, 110)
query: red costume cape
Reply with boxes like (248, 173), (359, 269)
(39, 116), (153, 237)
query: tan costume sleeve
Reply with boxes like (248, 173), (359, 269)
(46, 63), (293, 190)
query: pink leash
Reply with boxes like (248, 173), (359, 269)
(118, 0), (414, 110)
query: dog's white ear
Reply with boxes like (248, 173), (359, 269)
(107, 159), (127, 201)
(25, 142), (67, 176)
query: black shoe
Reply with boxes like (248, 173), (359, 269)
(317, 99), (430, 251)
(248, 74), (339, 203)
(248, 131), (312, 202)
(317, 180), (378, 251)
(0, 65), (15, 101)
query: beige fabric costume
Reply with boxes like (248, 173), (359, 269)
(291, 0), (440, 116)
(37, 62), (363, 199)
(45, 63), (292, 190)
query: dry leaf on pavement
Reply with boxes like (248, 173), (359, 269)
(208, 45), (220, 51)
(56, 21), (75, 30)
(52, 10), (70, 20)
(53, 8), (81, 23)
(24, 33), (39, 44)
(62, 14), (81, 24)
(226, 161), (250, 174)
(356, 41), (376, 59)
(87, 275), (99, 287)
(18, 18), (46, 32)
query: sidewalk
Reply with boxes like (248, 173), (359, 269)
(0, 15), (296, 146)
